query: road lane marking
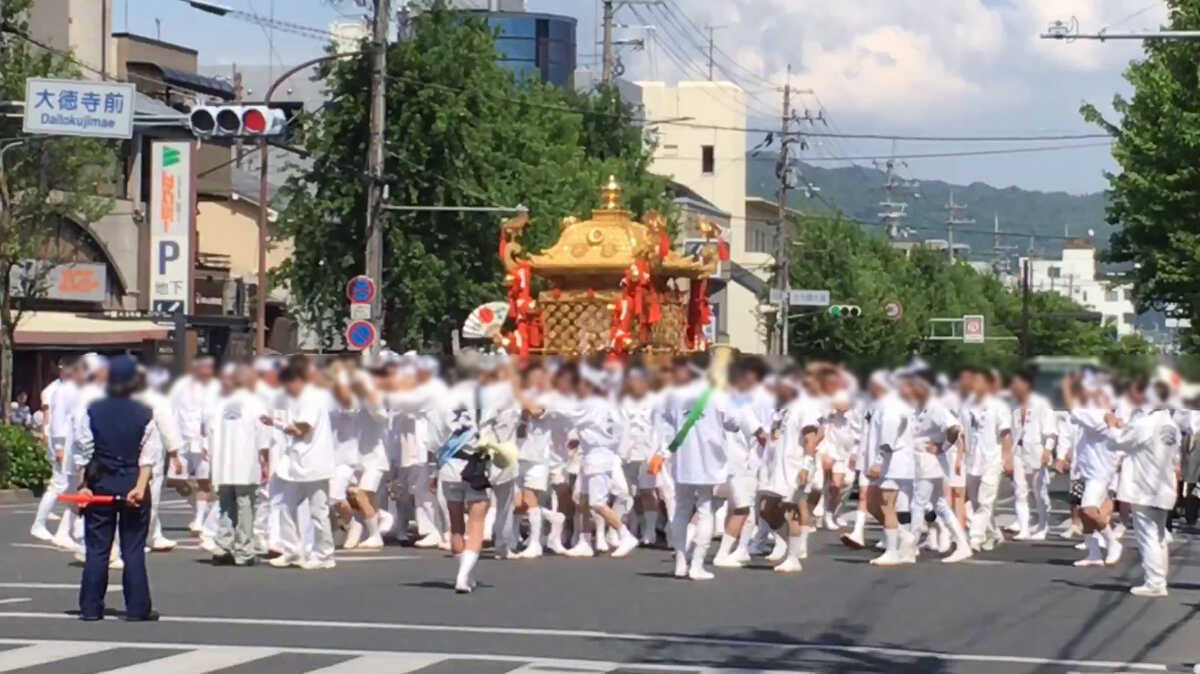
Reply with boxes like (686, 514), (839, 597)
(333, 555), (418, 562)
(0, 641), (112, 671)
(10, 543), (60, 551)
(0, 613), (1166, 671)
(96, 646), (281, 673)
(0, 640), (776, 673)
(0, 583), (75, 590)
(304, 653), (444, 673)
(0, 599), (31, 605)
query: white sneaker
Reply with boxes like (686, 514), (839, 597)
(611, 533), (639, 559)
(943, 545), (973, 564)
(937, 531), (953, 554)
(109, 556), (124, 570)
(606, 529), (621, 549)
(673, 552), (689, 578)
(514, 543), (543, 559)
(377, 510), (395, 535)
(454, 579), (476, 594)
(766, 536), (787, 562)
(343, 520), (363, 549)
(30, 525), (54, 542)
(980, 538), (996, 552)
(358, 534), (384, 550)
(823, 513), (840, 531)
(732, 547), (752, 565)
(773, 556), (802, 573)
(73, 550), (86, 564)
(268, 555), (299, 568)
(1059, 524), (1082, 540)
(199, 537), (219, 554)
(870, 550), (903, 566)
(1029, 527), (1048, 541)
(1104, 540), (1124, 566)
(840, 531), (866, 549)
(688, 566), (715, 580)
(413, 533), (441, 549)
(1073, 556), (1105, 567)
(594, 534), (610, 553)
(564, 539), (594, 558)
(188, 518), (202, 535)
(437, 536), (452, 552)
(899, 535), (918, 564)
(1129, 584), (1168, 598)
(1005, 521), (1022, 534)
(53, 533), (81, 553)
(546, 537), (569, 556)
(299, 558), (336, 570)
(150, 537), (177, 552)
(922, 529), (940, 551)
(712, 553), (744, 568)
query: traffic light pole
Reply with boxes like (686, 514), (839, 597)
(364, 0), (390, 360)
(256, 52), (362, 355)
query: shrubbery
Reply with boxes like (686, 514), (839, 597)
(0, 423), (50, 490)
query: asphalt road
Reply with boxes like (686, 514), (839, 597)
(0, 491), (1197, 674)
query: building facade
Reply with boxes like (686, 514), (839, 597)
(627, 81), (769, 354)
(1018, 238), (1137, 337)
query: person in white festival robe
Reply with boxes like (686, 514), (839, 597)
(207, 364), (272, 565)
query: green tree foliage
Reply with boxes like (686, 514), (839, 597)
(0, 0), (117, 409)
(275, 2), (670, 349)
(1080, 0), (1200, 348)
(786, 214), (1155, 375)
(0, 423), (50, 490)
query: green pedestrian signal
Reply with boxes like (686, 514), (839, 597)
(828, 305), (862, 318)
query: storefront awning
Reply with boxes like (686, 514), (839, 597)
(14, 311), (168, 346)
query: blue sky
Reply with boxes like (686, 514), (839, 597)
(126, 1), (1165, 196)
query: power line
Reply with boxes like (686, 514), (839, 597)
(659, 118), (1112, 141)
(667, 141), (1114, 162)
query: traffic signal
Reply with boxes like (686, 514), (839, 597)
(188, 105), (287, 138)
(828, 305), (862, 318)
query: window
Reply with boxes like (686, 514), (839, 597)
(1047, 266), (1060, 279)
(1123, 313), (1136, 326)
(1105, 290), (1118, 302)
(660, 144), (679, 157)
(1081, 291), (1088, 302)
(701, 145), (714, 174)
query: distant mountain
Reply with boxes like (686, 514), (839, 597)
(747, 157), (1113, 260)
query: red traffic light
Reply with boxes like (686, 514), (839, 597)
(242, 108), (266, 134)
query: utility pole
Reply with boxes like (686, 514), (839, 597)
(602, 0), (615, 85)
(364, 0), (389, 358)
(945, 191), (973, 263)
(397, 1), (410, 41)
(1021, 259), (1032, 361)
(774, 64), (792, 356)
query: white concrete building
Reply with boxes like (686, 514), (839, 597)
(624, 80), (770, 354)
(1018, 238), (1137, 336)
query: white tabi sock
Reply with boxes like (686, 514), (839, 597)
(365, 512), (382, 539)
(715, 533), (736, 559)
(527, 508), (543, 545)
(884, 527), (900, 552)
(195, 499), (210, 526)
(456, 550), (479, 588)
(787, 535), (806, 561)
(544, 510), (565, 547)
(853, 510), (866, 538)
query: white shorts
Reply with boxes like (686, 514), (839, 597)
(718, 475), (756, 510)
(330, 465), (383, 501)
(442, 480), (488, 503)
(1081, 477), (1113, 509)
(169, 452), (210, 480)
(582, 471), (610, 502)
(519, 460), (549, 493)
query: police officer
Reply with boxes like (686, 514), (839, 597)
(74, 355), (158, 621)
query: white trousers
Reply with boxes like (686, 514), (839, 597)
(491, 480), (518, 554)
(278, 479), (334, 563)
(672, 484), (714, 566)
(1132, 505), (1168, 591)
(914, 477), (967, 543)
(966, 467), (1001, 546)
(1012, 457), (1050, 533)
(32, 450), (69, 530)
(148, 466), (166, 541)
(398, 464), (440, 538)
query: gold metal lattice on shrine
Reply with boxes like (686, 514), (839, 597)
(498, 176), (719, 358)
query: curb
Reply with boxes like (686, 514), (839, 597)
(0, 489), (33, 503)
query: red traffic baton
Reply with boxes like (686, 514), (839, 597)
(58, 493), (119, 506)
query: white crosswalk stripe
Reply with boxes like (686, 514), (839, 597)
(0, 639), (803, 674)
(0, 642), (112, 670)
(96, 646), (281, 673)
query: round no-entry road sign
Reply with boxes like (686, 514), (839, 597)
(884, 300), (903, 321)
(345, 320), (377, 351)
(346, 275), (376, 304)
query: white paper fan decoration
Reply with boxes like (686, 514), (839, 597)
(463, 302), (509, 339)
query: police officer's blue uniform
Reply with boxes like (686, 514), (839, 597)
(77, 356), (156, 621)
